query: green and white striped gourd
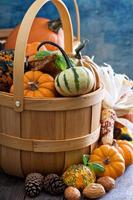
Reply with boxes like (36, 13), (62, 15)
(55, 66), (95, 97)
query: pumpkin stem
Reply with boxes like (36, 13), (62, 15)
(75, 40), (89, 59)
(28, 81), (38, 91)
(48, 18), (62, 33)
(37, 41), (73, 69)
(103, 157), (110, 165)
(112, 139), (117, 145)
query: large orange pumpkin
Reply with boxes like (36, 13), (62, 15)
(5, 18), (64, 51)
(10, 71), (56, 98)
(90, 145), (125, 179)
(114, 140), (133, 167)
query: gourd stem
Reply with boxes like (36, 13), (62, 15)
(75, 39), (89, 59)
(37, 41), (73, 69)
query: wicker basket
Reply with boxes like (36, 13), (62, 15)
(0, 0), (104, 177)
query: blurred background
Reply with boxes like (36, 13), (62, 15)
(0, 0), (133, 78)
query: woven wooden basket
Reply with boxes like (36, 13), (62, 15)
(0, 0), (104, 177)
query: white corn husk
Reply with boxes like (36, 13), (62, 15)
(83, 57), (133, 144)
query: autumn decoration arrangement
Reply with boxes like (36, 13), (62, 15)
(0, 6), (132, 199)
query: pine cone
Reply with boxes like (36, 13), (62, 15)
(25, 173), (44, 198)
(44, 174), (66, 195)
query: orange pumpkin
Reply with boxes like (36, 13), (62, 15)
(90, 145), (125, 179)
(115, 140), (133, 167)
(5, 18), (64, 51)
(10, 71), (56, 98)
(26, 42), (47, 57)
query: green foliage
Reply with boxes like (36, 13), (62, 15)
(34, 51), (76, 71)
(55, 55), (76, 70)
(55, 54), (67, 70)
(83, 154), (105, 175)
(35, 51), (52, 60)
(83, 154), (90, 166)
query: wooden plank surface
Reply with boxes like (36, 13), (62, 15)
(24, 193), (64, 200)
(0, 172), (25, 200)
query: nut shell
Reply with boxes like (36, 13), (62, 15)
(97, 176), (115, 191)
(83, 183), (105, 199)
(64, 186), (81, 200)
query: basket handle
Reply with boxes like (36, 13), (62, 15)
(13, 0), (74, 112)
(73, 0), (80, 41)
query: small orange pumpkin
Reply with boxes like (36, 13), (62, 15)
(115, 140), (133, 167)
(90, 145), (125, 179)
(5, 18), (64, 51)
(10, 71), (56, 98)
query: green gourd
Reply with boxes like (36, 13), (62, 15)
(55, 66), (95, 96)
(62, 164), (96, 190)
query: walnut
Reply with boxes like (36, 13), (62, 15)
(97, 176), (115, 191)
(64, 186), (81, 200)
(83, 183), (106, 199)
